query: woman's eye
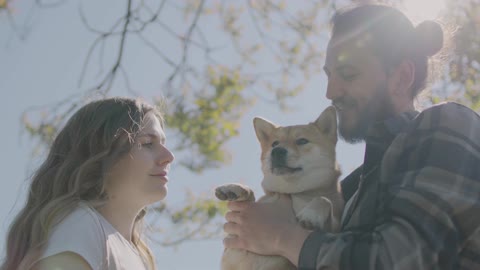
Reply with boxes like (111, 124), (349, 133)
(271, 141), (280, 148)
(142, 142), (153, 148)
(296, 138), (309, 145)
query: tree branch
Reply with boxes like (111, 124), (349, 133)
(165, 0), (206, 92)
(92, 0), (133, 93)
(35, 0), (66, 8)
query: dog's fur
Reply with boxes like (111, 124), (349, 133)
(215, 106), (344, 270)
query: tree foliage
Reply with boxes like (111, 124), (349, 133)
(5, 0), (480, 247)
(435, 0), (480, 111)
(17, 0), (333, 172)
(148, 193), (228, 247)
(163, 65), (254, 172)
(8, 0), (335, 247)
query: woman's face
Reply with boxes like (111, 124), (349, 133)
(105, 112), (175, 207)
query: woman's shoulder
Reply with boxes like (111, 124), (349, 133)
(35, 202), (107, 269)
(48, 203), (105, 240)
(32, 251), (93, 270)
(58, 202), (103, 227)
(50, 202), (107, 246)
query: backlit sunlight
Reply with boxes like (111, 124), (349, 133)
(402, 0), (447, 21)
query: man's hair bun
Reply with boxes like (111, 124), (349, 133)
(414, 20), (444, 57)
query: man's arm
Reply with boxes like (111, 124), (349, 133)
(225, 183), (460, 269)
(225, 103), (480, 269)
(299, 103), (480, 269)
(224, 196), (311, 266)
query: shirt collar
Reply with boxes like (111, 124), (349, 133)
(362, 110), (419, 172)
(367, 110), (419, 140)
(383, 110), (419, 135)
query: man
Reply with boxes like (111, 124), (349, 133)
(222, 4), (480, 269)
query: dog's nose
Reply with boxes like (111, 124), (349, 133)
(271, 147), (287, 167)
(272, 147), (287, 158)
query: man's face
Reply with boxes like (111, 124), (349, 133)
(324, 34), (395, 143)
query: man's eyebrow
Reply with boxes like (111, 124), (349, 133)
(323, 64), (357, 74)
(336, 64), (358, 73)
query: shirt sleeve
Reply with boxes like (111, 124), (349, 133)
(32, 206), (107, 270)
(298, 103), (480, 270)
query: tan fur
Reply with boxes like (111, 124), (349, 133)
(215, 106), (344, 270)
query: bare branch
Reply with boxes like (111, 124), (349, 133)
(268, 1), (324, 54)
(78, 35), (104, 87)
(129, 0), (166, 32)
(246, 0), (288, 68)
(135, 33), (177, 67)
(166, 0), (206, 90)
(79, 4), (120, 35)
(90, 0), (133, 93)
(153, 19), (219, 53)
(119, 65), (138, 96)
(114, 0), (133, 74)
(77, 0), (130, 87)
(35, 0), (66, 8)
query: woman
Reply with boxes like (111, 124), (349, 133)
(1, 97), (174, 270)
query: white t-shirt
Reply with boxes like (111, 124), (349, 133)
(32, 202), (149, 270)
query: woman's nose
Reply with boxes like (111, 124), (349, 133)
(157, 145), (175, 166)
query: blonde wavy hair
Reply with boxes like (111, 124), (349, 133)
(1, 97), (163, 270)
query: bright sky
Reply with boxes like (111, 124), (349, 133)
(0, 1), (368, 269)
(402, 0), (447, 21)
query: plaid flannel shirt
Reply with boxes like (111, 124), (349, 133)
(299, 102), (480, 270)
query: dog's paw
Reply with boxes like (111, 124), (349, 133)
(215, 184), (255, 202)
(297, 197), (333, 230)
(297, 206), (324, 230)
(299, 219), (318, 231)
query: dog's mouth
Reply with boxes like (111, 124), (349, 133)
(271, 166), (303, 175)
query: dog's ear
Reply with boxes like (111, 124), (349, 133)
(314, 106), (337, 143)
(253, 117), (276, 145)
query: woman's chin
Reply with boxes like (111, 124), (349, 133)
(144, 188), (167, 205)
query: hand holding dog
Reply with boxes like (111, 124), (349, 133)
(223, 194), (311, 266)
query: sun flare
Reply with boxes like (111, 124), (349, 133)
(402, 0), (447, 21)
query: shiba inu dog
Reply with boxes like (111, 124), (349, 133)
(215, 106), (344, 270)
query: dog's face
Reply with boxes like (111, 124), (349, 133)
(254, 106), (338, 193)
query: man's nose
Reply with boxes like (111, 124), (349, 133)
(326, 79), (344, 101)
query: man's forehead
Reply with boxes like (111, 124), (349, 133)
(325, 33), (374, 67)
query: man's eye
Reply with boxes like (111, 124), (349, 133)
(296, 138), (309, 145)
(341, 73), (358, 81)
(272, 141), (280, 148)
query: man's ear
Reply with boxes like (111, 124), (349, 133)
(388, 60), (415, 98)
(253, 117), (276, 146)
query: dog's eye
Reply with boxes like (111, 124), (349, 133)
(296, 138), (309, 145)
(271, 141), (280, 148)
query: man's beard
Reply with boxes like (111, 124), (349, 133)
(334, 83), (394, 143)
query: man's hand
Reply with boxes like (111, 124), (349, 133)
(222, 194), (311, 265)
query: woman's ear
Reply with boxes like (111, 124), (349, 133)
(388, 60), (415, 97)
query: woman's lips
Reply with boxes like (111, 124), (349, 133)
(150, 172), (168, 182)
